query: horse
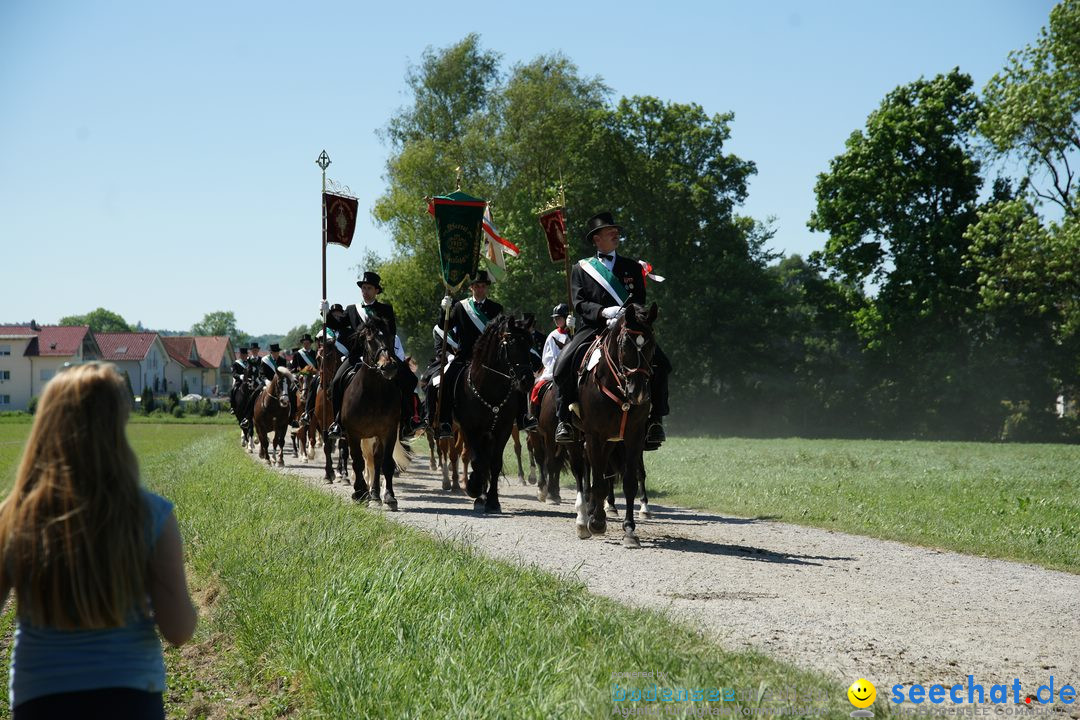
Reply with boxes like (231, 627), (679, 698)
(434, 424), (468, 492)
(448, 316), (536, 513)
(232, 372), (261, 454)
(291, 370), (317, 461)
(339, 317), (408, 509)
(313, 338), (349, 483)
(508, 423), (537, 486)
(253, 366), (296, 467)
(533, 378), (587, 506)
(575, 303), (658, 548)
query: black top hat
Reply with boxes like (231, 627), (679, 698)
(470, 269), (493, 286)
(552, 303), (570, 318)
(357, 271), (383, 293)
(584, 211), (623, 244)
(238, 346), (249, 355)
(290, 347), (299, 353)
(249, 342), (260, 350)
(300, 333), (313, 343)
(269, 343), (281, 352)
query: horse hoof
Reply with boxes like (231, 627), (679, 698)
(384, 497), (398, 512)
(623, 530), (641, 549)
(640, 503), (653, 519)
(325, 477), (333, 484)
(589, 520), (607, 535)
(442, 477), (452, 492)
(537, 490), (547, 503)
(518, 474), (527, 486)
(485, 500), (501, 514)
(547, 495), (562, 506)
(576, 524), (592, 539)
(351, 491), (369, 503)
(429, 460), (437, 471)
(465, 479), (482, 499)
(474, 498), (485, 511)
(605, 502), (618, 516)
(451, 482), (462, 493)
(528, 471), (537, 485)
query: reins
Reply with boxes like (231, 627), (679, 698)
(592, 321), (653, 441)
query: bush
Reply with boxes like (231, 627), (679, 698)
(166, 392), (180, 413)
(999, 401), (1068, 443)
(27, 396), (38, 415)
(141, 386), (156, 414)
(171, 405), (185, 418)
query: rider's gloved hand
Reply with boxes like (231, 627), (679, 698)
(565, 315), (576, 330)
(440, 295), (452, 312)
(320, 300), (329, 317)
(602, 306), (622, 319)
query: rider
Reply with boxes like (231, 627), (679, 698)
(524, 303), (570, 427)
(325, 271), (422, 441)
(552, 211), (670, 450)
(434, 269), (502, 440)
(229, 346), (250, 426)
(291, 333), (319, 424)
(421, 310), (459, 431)
(259, 343), (286, 383)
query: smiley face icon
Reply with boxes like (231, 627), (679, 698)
(848, 679), (876, 709)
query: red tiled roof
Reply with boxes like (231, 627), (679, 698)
(0, 326), (39, 337)
(94, 332), (160, 361)
(25, 326), (90, 357)
(160, 336), (206, 369)
(194, 336), (231, 368)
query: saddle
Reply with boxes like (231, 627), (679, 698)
(574, 332), (607, 385)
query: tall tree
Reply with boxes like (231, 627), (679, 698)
(980, 0), (1080, 218)
(59, 307), (132, 333)
(809, 70), (985, 436)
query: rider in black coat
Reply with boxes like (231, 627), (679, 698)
(552, 212), (670, 450)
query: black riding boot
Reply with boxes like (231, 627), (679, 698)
(435, 364), (460, 440)
(327, 359), (353, 438)
(644, 345), (671, 450)
(519, 390), (538, 431)
(553, 380), (578, 444)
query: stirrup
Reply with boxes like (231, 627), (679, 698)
(520, 415), (538, 431)
(327, 421), (342, 438)
(555, 421), (577, 444)
(644, 420), (665, 450)
(436, 422), (454, 440)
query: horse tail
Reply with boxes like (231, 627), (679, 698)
(393, 438), (411, 473)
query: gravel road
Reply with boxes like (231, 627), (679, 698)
(265, 446), (1079, 712)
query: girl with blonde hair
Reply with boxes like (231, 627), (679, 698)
(0, 362), (197, 719)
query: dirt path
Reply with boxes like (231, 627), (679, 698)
(265, 447), (1079, 709)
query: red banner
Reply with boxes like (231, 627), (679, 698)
(539, 207), (567, 263)
(324, 192), (358, 248)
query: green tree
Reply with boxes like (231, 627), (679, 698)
(980, 0), (1080, 218)
(192, 310), (239, 337)
(59, 307), (132, 333)
(809, 70), (985, 437)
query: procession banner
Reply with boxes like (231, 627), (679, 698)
(324, 192), (359, 248)
(428, 191), (486, 289)
(538, 206), (567, 263)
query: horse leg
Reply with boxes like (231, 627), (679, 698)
(339, 440), (350, 483)
(459, 444), (469, 494)
(348, 433), (369, 502)
(466, 439), (486, 503)
(362, 438), (380, 507)
(381, 431), (398, 511)
(535, 437), (548, 503)
(277, 424), (286, 467)
(427, 430), (438, 471)
(639, 464), (652, 518)
(512, 426), (526, 485)
(545, 444), (562, 505)
(622, 445), (642, 548)
(439, 437), (452, 491)
(485, 442), (504, 514)
(586, 439), (608, 536)
(323, 435), (335, 482)
(527, 439), (538, 485)
(574, 444), (591, 538)
(605, 445), (621, 515)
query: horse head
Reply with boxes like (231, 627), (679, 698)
(499, 316), (537, 391)
(610, 302), (658, 406)
(356, 318), (397, 380)
(273, 367), (294, 408)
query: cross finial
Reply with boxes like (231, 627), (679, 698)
(316, 150), (331, 171)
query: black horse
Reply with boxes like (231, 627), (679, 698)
(449, 316), (535, 513)
(231, 371), (262, 454)
(575, 303), (658, 548)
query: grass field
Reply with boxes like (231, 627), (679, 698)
(502, 435), (1080, 574)
(0, 422), (858, 718)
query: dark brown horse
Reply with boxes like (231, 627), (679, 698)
(576, 303), (658, 548)
(291, 370), (317, 460)
(340, 317), (405, 509)
(533, 379), (586, 506)
(449, 316), (536, 513)
(253, 367), (295, 467)
(313, 338), (349, 483)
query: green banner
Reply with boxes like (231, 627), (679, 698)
(429, 191), (486, 289)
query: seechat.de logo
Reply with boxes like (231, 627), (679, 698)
(848, 678), (876, 717)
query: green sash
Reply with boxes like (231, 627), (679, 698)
(462, 298), (491, 332)
(579, 257), (630, 305)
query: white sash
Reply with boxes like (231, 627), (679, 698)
(579, 258), (629, 305)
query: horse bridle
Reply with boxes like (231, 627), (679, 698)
(467, 327), (532, 434)
(592, 320), (654, 440)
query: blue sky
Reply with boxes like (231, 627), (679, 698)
(0, 0), (1058, 336)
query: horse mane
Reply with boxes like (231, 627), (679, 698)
(471, 315), (511, 369)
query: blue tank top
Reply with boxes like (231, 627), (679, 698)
(9, 490), (174, 707)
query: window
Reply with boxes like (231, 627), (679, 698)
(40, 369), (54, 382)
(0, 345), (10, 356)
(0, 395), (9, 405)
(0, 370), (9, 382)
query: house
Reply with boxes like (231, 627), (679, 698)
(161, 336), (210, 396)
(94, 332), (170, 395)
(0, 324), (101, 411)
(193, 336), (235, 396)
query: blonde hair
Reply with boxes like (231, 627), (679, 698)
(0, 362), (147, 629)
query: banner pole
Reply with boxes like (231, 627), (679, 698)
(317, 150), (331, 319)
(434, 283), (453, 430)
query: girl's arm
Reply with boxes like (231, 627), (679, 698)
(147, 512), (197, 646)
